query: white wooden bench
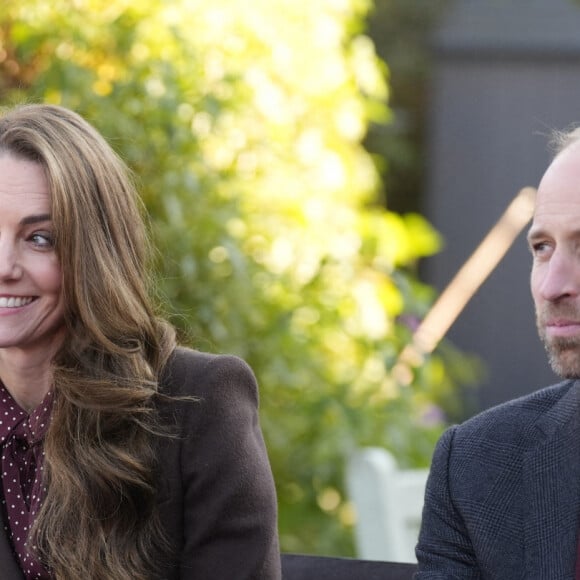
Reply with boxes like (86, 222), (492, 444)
(345, 447), (429, 563)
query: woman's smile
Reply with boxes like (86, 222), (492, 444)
(0, 296), (37, 309)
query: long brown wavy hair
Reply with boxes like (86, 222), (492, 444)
(0, 103), (177, 579)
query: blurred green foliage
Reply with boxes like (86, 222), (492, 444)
(0, 0), (479, 555)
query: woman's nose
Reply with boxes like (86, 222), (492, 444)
(0, 239), (22, 280)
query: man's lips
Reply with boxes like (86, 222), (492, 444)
(543, 319), (580, 338)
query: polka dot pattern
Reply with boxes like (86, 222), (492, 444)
(0, 384), (53, 579)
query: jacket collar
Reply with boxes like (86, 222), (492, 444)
(524, 380), (580, 579)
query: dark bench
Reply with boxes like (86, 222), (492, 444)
(281, 553), (417, 579)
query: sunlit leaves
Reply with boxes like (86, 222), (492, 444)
(1, 0), (478, 556)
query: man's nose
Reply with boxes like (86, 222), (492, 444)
(537, 250), (580, 301)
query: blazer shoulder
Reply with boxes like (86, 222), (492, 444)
(453, 379), (576, 447)
(159, 346), (258, 400)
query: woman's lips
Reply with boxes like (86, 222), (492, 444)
(0, 296), (36, 308)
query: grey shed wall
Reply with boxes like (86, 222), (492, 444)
(423, 0), (580, 413)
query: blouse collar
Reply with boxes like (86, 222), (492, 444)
(0, 384), (54, 447)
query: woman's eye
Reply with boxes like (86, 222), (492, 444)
(30, 232), (54, 248)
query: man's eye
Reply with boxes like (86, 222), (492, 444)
(530, 241), (551, 255)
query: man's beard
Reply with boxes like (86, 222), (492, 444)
(537, 309), (580, 378)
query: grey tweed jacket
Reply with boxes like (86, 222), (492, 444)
(416, 379), (580, 580)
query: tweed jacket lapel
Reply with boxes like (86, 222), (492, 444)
(523, 380), (580, 579)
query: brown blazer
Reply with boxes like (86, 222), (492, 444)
(0, 347), (281, 579)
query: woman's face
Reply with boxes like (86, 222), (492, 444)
(0, 154), (64, 358)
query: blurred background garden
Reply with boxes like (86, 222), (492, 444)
(0, 0), (482, 556)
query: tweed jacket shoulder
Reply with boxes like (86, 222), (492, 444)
(415, 379), (580, 580)
(0, 347), (281, 580)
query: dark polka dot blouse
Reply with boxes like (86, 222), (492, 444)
(0, 383), (53, 579)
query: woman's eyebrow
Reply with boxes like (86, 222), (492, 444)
(19, 213), (51, 226)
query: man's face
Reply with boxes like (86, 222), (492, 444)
(529, 143), (580, 378)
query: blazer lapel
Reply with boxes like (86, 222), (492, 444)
(524, 381), (580, 579)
